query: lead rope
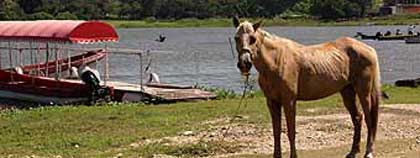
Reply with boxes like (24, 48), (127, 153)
(221, 74), (251, 140)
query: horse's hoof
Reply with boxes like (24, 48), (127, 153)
(345, 153), (357, 158)
(364, 153), (373, 158)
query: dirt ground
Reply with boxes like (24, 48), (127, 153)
(137, 104), (420, 158)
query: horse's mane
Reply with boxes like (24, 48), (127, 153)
(259, 30), (279, 40)
(238, 21), (301, 46)
(238, 21), (278, 38)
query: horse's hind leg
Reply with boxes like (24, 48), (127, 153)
(355, 79), (377, 158)
(340, 85), (363, 158)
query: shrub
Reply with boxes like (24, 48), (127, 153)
(310, 0), (362, 19)
(29, 12), (54, 20)
(56, 12), (78, 20)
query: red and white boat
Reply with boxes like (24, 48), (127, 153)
(0, 20), (118, 105)
(0, 70), (91, 104)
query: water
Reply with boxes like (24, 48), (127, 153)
(3, 26), (420, 91)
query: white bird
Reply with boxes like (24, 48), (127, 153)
(147, 72), (160, 84)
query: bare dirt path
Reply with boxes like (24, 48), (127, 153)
(137, 104), (420, 158)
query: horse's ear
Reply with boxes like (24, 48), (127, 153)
(233, 16), (240, 28)
(253, 20), (263, 31)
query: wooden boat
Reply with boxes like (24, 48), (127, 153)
(0, 70), (90, 104)
(21, 49), (106, 75)
(377, 34), (416, 41)
(355, 32), (417, 41)
(0, 20), (118, 105)
(405, 36), (420, 44)
(355, 32), (377, 40)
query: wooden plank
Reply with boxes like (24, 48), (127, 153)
(106, 81), (217, 102)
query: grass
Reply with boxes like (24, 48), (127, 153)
(106, 14), (420, 28)
(0, 85), (419, 157)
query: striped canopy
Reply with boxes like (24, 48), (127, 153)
(0, 20), (119, 44)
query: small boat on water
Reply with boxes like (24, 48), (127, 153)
(405, 36), (420, 44)
(355, 32), (377, 40)
(355, 32), (417, 41)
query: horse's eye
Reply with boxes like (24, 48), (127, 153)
(249, 35), (256, 45)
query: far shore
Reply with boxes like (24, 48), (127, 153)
(106, 15), (420, 28)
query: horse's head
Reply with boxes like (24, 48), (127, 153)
(233, 16), (262, 76)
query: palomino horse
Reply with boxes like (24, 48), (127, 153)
(233, 17), (380, 158)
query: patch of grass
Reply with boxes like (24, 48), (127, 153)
(0, 85), (419, 157)
(165, 140), (240, 157)
(196, 85), (238, 99)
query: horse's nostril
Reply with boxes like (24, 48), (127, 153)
(244, 60), (252, 69)
(237, 62), (242, 69)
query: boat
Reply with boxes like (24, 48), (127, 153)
(20, 49), (106, 75)
(355, 32), (378, 40)
(355, 32), (417, 41)
(0, 70), (91, 104)
(405, 36), (420, 44)
(377, 34), (416, 41)
(0, 20), (118, 105)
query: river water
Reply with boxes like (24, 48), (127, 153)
(109, 26), (420, 91)
(3, 26), (420, 91)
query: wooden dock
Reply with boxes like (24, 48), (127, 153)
(106, 81), (217, 103)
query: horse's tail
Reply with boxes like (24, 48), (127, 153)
(371, 58), (381, 107)
(370, 50), (381, 141)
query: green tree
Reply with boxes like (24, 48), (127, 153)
(0, 0), (24, 20)
(29, 11), (54, 20)
(56, 11), (78, 20)
(17, 0), (42, 14)
(310, 0), (362, 19)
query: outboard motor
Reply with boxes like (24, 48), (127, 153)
(78, 65), (112, 104)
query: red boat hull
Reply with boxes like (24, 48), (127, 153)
(0, 70), (91, 105)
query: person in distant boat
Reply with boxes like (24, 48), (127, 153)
(396, 29), (403, 35)
(408, 25), (416, 35)
(384, 30), (392, 36)
(147, 72), (160, 84)
(155, 34), (166, 42)
(375, 31), (383, 38)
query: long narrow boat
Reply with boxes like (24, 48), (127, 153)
(0, 70), (90, 104)
(377, 34), (417, 41)
(405, 36), (420, 44)
(355, 32), (418, 41)
(21, 49), (106, 75)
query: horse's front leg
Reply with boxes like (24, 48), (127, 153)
(267, 99), (282, 158)
(283, 99), (297, 158)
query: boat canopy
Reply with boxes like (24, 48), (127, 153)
(0, 20), (118, 44)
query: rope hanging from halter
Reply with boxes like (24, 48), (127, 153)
(221, 74), (251, 139)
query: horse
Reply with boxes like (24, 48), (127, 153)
(232, 17), (381, 158)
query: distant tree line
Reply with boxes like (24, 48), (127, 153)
(0, 0), (378, 20)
